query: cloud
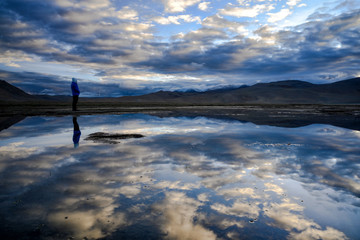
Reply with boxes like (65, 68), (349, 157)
(211, 200), (261, 219)
(304, 160), (360, 197)
(177, 27), (228, 42)
(265, 199), (349, 240)
(137, 8), (360, 84)
(116, 6), (139, 20)
(264, 182), (285, 195)
(286, 0), (302, 7)
(201, 172), (244, 189)
(217, 187), (257, 199)
(0, 0), (157, 80)
(161, 0), (202, 13)
(289, 226), (349, 240)
(0, 142), (39, 164)
(54, 0), (111, 9)
(153, 180), (201, 190)
(47, 208), (126, 239)
(267, 9), (292, 23)
(0, 50), (35, 67)
(153, 15), (201, 25)
(202, 14), (248, 34)
(219, 4), (268, 18)
(198, 1), (211, 11)
(153, 192), (216, 240)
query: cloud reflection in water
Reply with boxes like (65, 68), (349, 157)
(0, 114), (359, 239)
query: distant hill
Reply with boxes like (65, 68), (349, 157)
(119, 78), (360, 104)
(0, 80), (72, 102)
(1, 78), (359, 104)
(0, 80), (36, 101)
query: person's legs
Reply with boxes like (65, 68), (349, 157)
(73, 117), (79, 130)
(72, 95), (78, 111)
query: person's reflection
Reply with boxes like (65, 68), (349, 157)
(72, 117), (81, 148)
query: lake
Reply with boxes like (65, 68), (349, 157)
(0, 114), (359, 239)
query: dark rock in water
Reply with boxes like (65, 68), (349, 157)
(85, 132), (145, 144)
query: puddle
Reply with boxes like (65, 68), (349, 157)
(0, 114), (359, 239)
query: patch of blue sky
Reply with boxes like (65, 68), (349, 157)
(277, 0), (338, 28)
(154, 22), (201, 41)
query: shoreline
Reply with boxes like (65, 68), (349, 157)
(1, 103), (359, 131)
(1, 102), (359, 116)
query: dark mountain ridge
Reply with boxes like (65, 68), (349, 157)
(119, 78), (360, 104)
(1, 78), (359, 104)
(0, 80), (35, 101)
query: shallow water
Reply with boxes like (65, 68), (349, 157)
(0, 114), (359, 240)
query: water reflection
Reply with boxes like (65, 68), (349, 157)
(0, 114), (359, 239)
(72, 117), (81, 148)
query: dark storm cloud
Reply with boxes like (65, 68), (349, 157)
(133, 32), (236, 73)
(268, 10), (360, 71)
(0, 0), (153, 67)
(0, 1), (77, 61)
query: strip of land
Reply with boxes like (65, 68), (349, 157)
(1, 102), (359, 131)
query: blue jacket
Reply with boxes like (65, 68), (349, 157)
(71, 82), (80, 96)
(73, 130), (81, 144)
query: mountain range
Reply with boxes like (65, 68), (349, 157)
(1, 78), (360, 104)
(120, 78), (360, 104)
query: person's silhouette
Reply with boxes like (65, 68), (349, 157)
(73, 117), (81, 148)
(71, 78), (80, 111)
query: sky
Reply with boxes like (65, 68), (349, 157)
(0, 0), (359, 97)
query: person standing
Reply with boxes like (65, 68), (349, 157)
(71, 78), (80, 111)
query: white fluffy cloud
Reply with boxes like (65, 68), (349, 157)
(153, 192), (217, 240)
(198, 1), (211, 11)
(54, 0), (111, 9)
(162, 0), (202, 13)
(153, 15), (201, 25)
(116, 6), (139, 20)
(267, 8), (292, 23)
(287, 0), (302, 7)
(0, 50), (35, 68)
(212, 200), (261, 219)
(220, 4), (268, 18)
(264, 199), (348, 240)
(202, 14), (248, 34)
